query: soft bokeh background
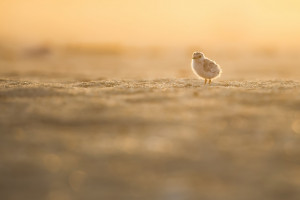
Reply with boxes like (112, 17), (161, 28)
(1, 0), (300, 47)
(1, 1), (300, 200)
(1, 0), (300, 80)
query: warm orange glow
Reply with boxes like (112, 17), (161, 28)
(1, 0), (300, 48)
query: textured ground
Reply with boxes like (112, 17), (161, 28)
(1, 78), (300, 200)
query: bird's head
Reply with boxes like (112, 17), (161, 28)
(192, 52), (204, 60)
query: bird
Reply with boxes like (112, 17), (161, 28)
(191, 52), (222, 85)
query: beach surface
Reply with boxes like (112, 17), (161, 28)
(1, 76), (300, 200)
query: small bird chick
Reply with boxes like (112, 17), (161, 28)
(191, 52), (222, 85)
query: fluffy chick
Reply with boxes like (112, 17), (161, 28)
(191, 52), (222, 84)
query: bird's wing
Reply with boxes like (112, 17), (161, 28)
(203, 60), (211, 72)
(203, 59), (217, 72)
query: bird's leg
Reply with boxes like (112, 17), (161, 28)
(204, 79), (207, 85)
(209, 79), (212, 84)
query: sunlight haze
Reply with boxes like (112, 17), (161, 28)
(1, 0), (300, 48)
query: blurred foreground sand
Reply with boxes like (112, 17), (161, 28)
(1, 78), (300, 200)
(1, 49), (300, 200)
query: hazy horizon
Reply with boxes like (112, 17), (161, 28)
(1, 0), (300, 49)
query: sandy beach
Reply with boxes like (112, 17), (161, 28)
(1, 73), (300, 200)
(2, 0), (300, 199)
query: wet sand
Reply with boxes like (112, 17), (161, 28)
(1, 77), (300, 200)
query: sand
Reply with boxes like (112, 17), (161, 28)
(1, 77), (300, 200)
(1, 47), (300, 199)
